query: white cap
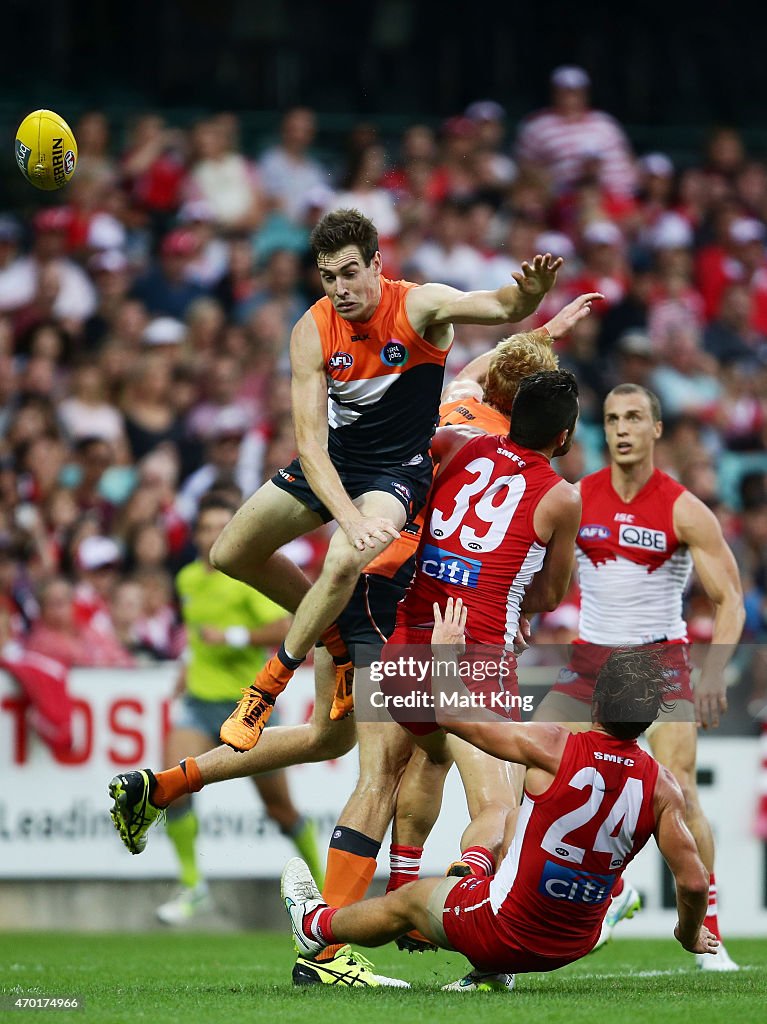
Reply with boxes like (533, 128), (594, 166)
(87, 212), (127, 252)
(729, 217), (766, 245)
(206, 406), (251, 440)
(651, 212), (693, 250)
(142, 317), (186, 346)
(89, 249), (128, 274)
(551, 65), (590, 90)
(639, 152), (674, 178)
(298, 184), (337, 217)
(78, 535), (122, 571)
(464, 99), (506, 122)
(582, 220), (623, 246)
(534, 231), (576, 260)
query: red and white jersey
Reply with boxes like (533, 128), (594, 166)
(489, 731), (659, 958)
(576, 467), (693, 645)
(396, 433), (562, 647)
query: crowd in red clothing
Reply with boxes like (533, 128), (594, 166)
(0, 66), (765, 689)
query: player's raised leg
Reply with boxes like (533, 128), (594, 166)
(220, 490), (405, 752)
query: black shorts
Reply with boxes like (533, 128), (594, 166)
(336, 573), (407, 665)
(272, 455), (432, 525)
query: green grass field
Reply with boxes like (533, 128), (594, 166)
(1, 933), (765, 1024)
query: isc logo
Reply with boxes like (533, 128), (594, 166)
(618, 524), (666, 551)
(328, 352), (353, 370)
(420, 544), (481, 588)
(539, 860), (615, 905)
(579, 524), (611, 541)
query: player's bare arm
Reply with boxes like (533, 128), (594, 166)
(430, 597), (568, 770)
(673, 490), (745, 730)
(429, 424), (484, 471)
(290, 312), (400, 552)
(440, 291), (603, 405)
(653, 766), (716, 954)
(522, 481), (582, 613)
(406, 253), (563, 340)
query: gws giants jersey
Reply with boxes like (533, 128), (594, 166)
(397, 433), (562, 647)
(489, 730), (659, 959)
(576, 468), (693, 645)
(311, 277), (449, 470)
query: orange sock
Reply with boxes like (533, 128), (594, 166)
(319, 623), (350, 662)
(256, 655), (295, 697)
(315, 826), (380, 961)
(152, 757), (203, 808)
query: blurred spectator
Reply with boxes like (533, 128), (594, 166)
(258, 108), (328, 223)
(185, 116), (263, 231)
(121, 113), (188, 223)
(515, 65), (637, 197)
(650, 324), (721, 419)
(234, 248), (308, 329)
(26, 575), (134, 668)
(178, 200), (229, 287)
(409, 199), (486, 290)
(334, 144), (400, 241)
(120, 352), (187, 463)
(176, 407), (252, 522)
(131, 229), (208, 319)
(58, 362), (127, 447)
(132, 565), (180, 659)
(0, 207), (97, 330)
(72, 533), (123, 633)
(704, 282), (767, 366)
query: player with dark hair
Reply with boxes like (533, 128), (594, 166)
(534, 382), (744, 970)
(207, 208), (563, 752)
(282, 604), (716, 992)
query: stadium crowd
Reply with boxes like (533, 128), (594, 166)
(0, 65), (766, 695)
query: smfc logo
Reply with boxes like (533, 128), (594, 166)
(579, 524), (611, 541)
(420, 544), (481, 588)
(328, 351), (353, 370)
(539, 861), (615, 905)
(619, 524), (667, 551)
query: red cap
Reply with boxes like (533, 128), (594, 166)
(33, 207), (72, 233)
(161, 228), (198, 257)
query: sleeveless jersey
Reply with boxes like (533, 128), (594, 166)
(576, 467), (693, 645)
(311, 276), (449, 470)
(489, 730), (659, 958)
(396, 432), (561, 647)
(364, 396), (511, 583)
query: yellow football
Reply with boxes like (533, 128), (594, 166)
(15, 109), (78, 191)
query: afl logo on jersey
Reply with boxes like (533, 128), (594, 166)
(619, 524), (667, 551)
(380, 341), (409, 366)
(329, 351), (354, 370)
(579, 524), (611, 541)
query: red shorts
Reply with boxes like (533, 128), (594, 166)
(379, 625), (521, 736)
(550, 641), (694, 705)
(441, 876), (581, 974)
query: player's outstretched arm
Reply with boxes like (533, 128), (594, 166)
(290, 313), (400, 551)
(406, 253), (563, 332)
(673, 491), (745, 729)
(441, 291), (604, 401)
(654, 767), (716, 954)
(430, 598), (567, 771)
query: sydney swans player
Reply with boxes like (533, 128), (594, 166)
(283, 633), (716, 986)
(535, 383), (744, 970)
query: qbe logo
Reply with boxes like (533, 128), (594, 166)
(328, 351), (353, 370)
(619, 524), (667, 552)
(579, 524), (611, 541)
(420, 544), (481, 588)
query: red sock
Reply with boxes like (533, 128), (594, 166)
(461, 845), (495, 877)
(703, 873), (721, 941)
(152, 757), (203, 808)
(386, 843), (423, 893)
(612, 877), (625, 898)
(304, 905), (339, 945)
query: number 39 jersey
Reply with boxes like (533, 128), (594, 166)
(576, 467), (692, 645)
(396, 433), (562, 647)
(489, 730), (659, 958)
